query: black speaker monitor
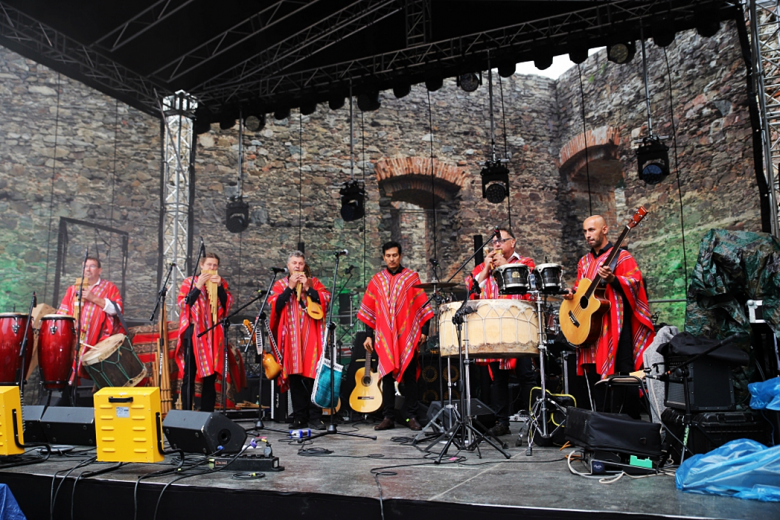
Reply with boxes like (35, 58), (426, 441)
(664, 356), (735, 412)
(163, 410), (247, 454)
(40, 406), (96, 446)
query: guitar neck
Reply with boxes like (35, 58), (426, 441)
(364, 351), (372, 373)
(583, 224), (630, 299)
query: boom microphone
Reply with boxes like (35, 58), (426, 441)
(334, 249), (349, 257)
(272, 267), (289, 274)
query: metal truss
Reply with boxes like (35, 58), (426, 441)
(91, 0), (197, 52)
(0, 0), (162, 116)
(404, 0), (431, 47)
(161, 91), (196, 319)
(748, 0), (780, 236)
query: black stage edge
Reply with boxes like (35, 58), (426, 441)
(2, 422), (779, 520)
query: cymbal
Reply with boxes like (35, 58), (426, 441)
(413, 281), (459, 290)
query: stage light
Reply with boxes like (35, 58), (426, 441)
(533, 48), (553, 71)
(244, 114), (265, 132)
(226, 197), (250, 233)
(457, 73), (480, 93)
(568, 36), (589, 65)
(425, 77), (443, 92)
(219, 117), (236, 130)
(339, 180), (365, 221)
(393, 84), (411, 99)
(607, 41), (636, 64)
(357, 91), (380, 112)
(480, 161), (510, 204)
(696, 9), (720, 38)
(652, 17), (676, 48)
(329, 96), (345, 111)
(497, 62), (516, 78)
(274, 107), (290, 120)
(636, 136), (670, 185)
(301, 101), (317, 116)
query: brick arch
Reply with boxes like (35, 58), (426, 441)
(558, 126), (622, 184)
(375, 157), (465, 209)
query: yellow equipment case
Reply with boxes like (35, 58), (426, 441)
(0, 386), (24, 456)
(94, 387), (164, 463)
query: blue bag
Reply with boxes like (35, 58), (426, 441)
(0, 484), (26, 520)
(676, 439), (780, 501)
(311, 356), (343, 409)
(749, 377), (780, 411)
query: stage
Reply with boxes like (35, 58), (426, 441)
(2, 417), (777, 520)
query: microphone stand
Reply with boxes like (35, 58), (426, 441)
(149, 262), (176, 411)
(181, 240), (205, 411)
(17, 292), (36, 415)
(70, 249), (88, 406)
(308, 252), (375, 442)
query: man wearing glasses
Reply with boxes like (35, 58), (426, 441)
(466, 227), (536, 438)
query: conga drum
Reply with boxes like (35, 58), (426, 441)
(38, 314), (75, 390)
(492, 264), (532, 295)
(0, 313), (34, 385)
(81, 334), (147, 389)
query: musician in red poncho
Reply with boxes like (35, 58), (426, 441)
(268, 251), (330, 430)
(358, 241), (433, 431)
(176, 253), (234, 412)
(564, 215), (655, 418)
(465, 227), (536, 437)
(58, 256), (124, 386)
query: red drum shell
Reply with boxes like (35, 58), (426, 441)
(38, 314), (75, 390)
(0, 313), (34, 385)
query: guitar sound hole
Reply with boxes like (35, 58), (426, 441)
(578, 297), (588, 309)
(362, 376), (372, 386)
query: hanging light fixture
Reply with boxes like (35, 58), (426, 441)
(339, 180), (366, 221)
(226, 112), (250, 233)
(636, 23), (670, 185)
(457, 73), (481, 93)
(480, 60), (511, 204)
(607, 41), (636, 64)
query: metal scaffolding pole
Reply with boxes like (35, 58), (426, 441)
(160, 91), (196, 319)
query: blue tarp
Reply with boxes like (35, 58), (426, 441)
(0, 484), (26, 520)
(749, 377), (780, 411)
(676, 439), (780, 501)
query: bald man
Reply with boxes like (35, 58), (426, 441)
(564, 215), (655, 418)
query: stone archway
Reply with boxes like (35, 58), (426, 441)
(374, 157), (466, 277)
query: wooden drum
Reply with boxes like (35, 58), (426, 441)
(0, 312), (34, 385)
(438, 299), (540, 358)
(82, 334), (147, 389)
(38, 314), (75, 390)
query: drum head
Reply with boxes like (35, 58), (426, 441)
(0, 312), (28, 318)
(42, 314), (75, 321)
(82, 334), (126, 365)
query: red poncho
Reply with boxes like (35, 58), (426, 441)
(357, 268), (433, 381)
(466, 254), (535, 372)
(268, 276), (331, 379)
(58, 279), (124, 380)
(573, 248), (655, 377)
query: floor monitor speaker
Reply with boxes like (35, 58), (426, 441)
(163, 410), (246, 454)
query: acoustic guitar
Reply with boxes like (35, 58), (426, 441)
(559, 207), (648, 347)
(243, 319), (285, 384)
(348, 353), (383, 414)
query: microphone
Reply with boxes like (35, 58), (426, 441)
(345, 265), (356, 274)
(469, 275), (481, 296)
(33, 291), (37, 307)
(83, 247), (89, 263)
(200, 237), (206, 256)
(272, 267), (289, 274)
(429, 258), (439, 266)
(493, 226), (501, 239)
(334, 249), (349, 257)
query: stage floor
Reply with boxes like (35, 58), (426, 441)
(2, 417), (778, 520)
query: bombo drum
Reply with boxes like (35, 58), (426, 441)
(38, 314), (75, 390)
(535, 263), (564, 294)
(0, 313), (34, 385)
(439, 299), (539, 358)
(82, 334), (147, 389)
(492, 264), (531, 295)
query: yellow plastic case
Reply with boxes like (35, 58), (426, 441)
(0, 386), (24, 456)
(94, 387), (164, 463)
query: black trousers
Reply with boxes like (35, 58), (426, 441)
(180, 326), (217, 412)
(288, 374), (322, 424)
(602, 311), (642, 419)
(490, 357), (535, 426)
(382, 354), (419, 419)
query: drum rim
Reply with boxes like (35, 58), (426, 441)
(41, 314), (75, 320)
(535, 263), (562, 270)
(82, 333), (128, 365)
(494, 263), (530, 272)
(0, 312), (29, 317)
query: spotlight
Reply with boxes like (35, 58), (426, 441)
(301, 101), (317, 116)
(274, 107), (290, 120)
(226, 197), (250, 233)
(339, 180), (365, 221)
(568, 36), (589, 65)
(425, 77), (443, 92)
(696, 9), (720, 38)
(357, 91), (381, 112)
(219, 117), (236, 130)
(243, 114), (265, 132)
(480, 161), (510, 204)
(533, 48), (553, 71)
(497, 62), (516, 78)
(652, 17), (676, 48)
(457, 73), (480, 93)
(636, 136), (670, 185)
(393, 84), (411, 99)
(607, 41), (636, 64)
(329, 96), (345, 111)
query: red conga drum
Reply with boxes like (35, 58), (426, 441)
(0, 312), (34, 386)
(38, 314), (75, 390)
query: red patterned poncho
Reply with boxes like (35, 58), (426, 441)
(268, 276), (331, 379)
(357, 268), (433, 381)
(573, 247), (655, 377)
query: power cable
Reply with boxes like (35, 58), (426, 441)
(427, 89), (438, 265)
(577, 64), (593, 216)
(43, 72), (62, 303)
(498, 73), (512, 229)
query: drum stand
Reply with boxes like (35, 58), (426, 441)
(421, 299), (511, 463)
(524, 291), (569, 456)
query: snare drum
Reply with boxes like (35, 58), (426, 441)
(38, 314), (75, 390)
(492, 264), (531, 295)
(82, 334), (147, 389)
(535, 263), (564, 294)
(0, 313), (34, 385)
(439, 299), (540, 358)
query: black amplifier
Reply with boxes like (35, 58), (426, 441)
(209, 453), (284, 472)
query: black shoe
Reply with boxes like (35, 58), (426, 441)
(311, 420), (327, 431)
(374, 417), (395, 431)
(487, 423), (511, 437)
(290, 420), (309, 429)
